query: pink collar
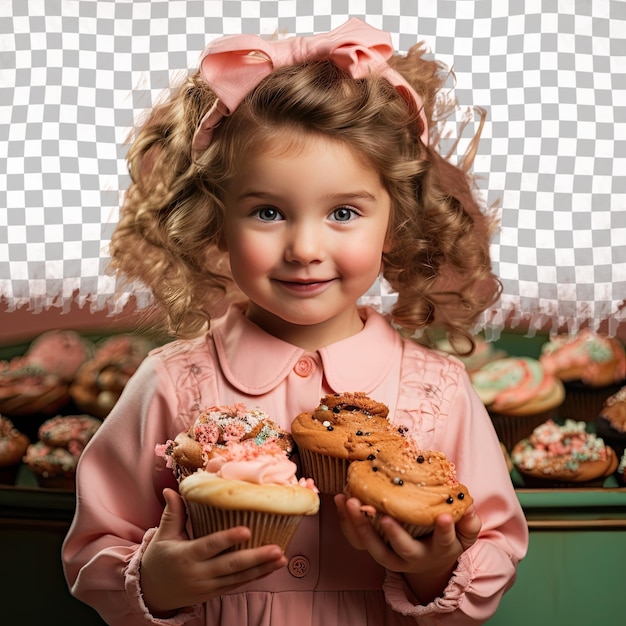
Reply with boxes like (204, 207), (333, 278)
(211, 303), (403, 395)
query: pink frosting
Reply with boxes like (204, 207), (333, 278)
(539, 330), (626, 383)
(205, 441), (299, 485)
(27, 330), (93, 380)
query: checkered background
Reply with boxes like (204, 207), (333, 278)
(1, 0), (625, 335)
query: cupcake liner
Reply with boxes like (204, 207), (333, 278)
(34, 473), (76, 490)
(297, 447), (349, 495)
(488, 407), (559, 452)
(0, 464), (21, 485)
(559, 381), (624, 422)
(185, 500), (304, 552)
(369, 511), (433, 540)
(516, 472), (608, 489)
(594, 418), (626, 461)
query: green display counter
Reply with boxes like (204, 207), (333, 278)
(1, 330), (624, 624)
(1, 477), (624, 626)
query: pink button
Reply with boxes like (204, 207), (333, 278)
(294, 357), (314, 377)
(288, 555), (310, 578)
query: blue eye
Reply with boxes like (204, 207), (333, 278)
(331, 207), (357, 222)
(256, 207), (282, 221)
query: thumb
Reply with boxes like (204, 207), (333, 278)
(456, 506), (481, 551)
(154, 487), (188, 541)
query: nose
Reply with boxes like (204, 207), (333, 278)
(284, 221), (325, 264)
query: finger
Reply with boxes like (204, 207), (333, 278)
(334, 494), (368, 550)
(456, 506), (482, 549)
(432, 513), (457, 550)
(194, 526), (253, 560)
(154, 488), (188, 541)
(207, 544), (288, 592)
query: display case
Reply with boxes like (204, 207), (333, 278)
(1, 327), (624, 625)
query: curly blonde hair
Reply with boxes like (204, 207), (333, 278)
(109, 43), (501, 347)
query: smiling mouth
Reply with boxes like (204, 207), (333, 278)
(274, 278), (334, 292)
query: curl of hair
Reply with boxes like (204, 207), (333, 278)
(110, 43), (500, 346)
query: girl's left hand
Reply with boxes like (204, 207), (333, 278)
(334, 494), (482, 602)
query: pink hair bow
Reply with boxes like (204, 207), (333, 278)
(192, 17), (429, 151)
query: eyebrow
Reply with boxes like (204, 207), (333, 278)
(234, 190), (379, 203)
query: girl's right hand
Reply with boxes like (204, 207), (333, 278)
(140, 488), (288, 616)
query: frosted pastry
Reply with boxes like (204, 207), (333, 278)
(291, 392), (410, 494)
(346, 441), (472, 537)
(539, 331), (626, 422)
(70, 334), (156, 418)
(179, 440), (319, 551)
(470, 357), (565, 450)
(511, 419), (618, 487)
(23, 441), (81, 489)
(539, 330), (626, 387)
(23, 414), (102, 489)
(156, 403), (294, 481)
(0, 330), (93, 429)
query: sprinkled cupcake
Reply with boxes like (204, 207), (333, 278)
(70, 334), (156, 418)
(23, 414), (102, 489)
(156, 403), (317, 552)
(470, 356), (565, 451)
(346, 440), (473, 538)
(291, 392), (410, 494)
(179, 439), (319, 552)
(539, 330), (626, 422)
(511, 419), (618, 488)
(156, 403), (294, 481)
(0, 330), (94, 439)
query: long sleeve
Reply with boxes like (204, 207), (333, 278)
(62, 357), (204, 626)
(383, 346), (528, 624)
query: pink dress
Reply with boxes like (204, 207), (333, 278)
(62, 304), (528, 625)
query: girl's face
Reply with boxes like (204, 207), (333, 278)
(222, 133), (391, 349)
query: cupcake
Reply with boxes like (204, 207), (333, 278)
(70, 334), (156, 419)
(511, 419), (618, 488)
(346, 440), (473, 539)
(0, 416), (30, 484)
(290, 392), (410, 494)
(470, 357), (565, 451)
(178, 440), (319, 552)
(594, 386), (626, 459)
(0, 330), (94, 440)
(23, 414), (102, 489)
(539, 330), (626, 421)
(155, 403), (295, 481)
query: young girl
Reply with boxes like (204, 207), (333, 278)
(63, 18), (528, 625)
